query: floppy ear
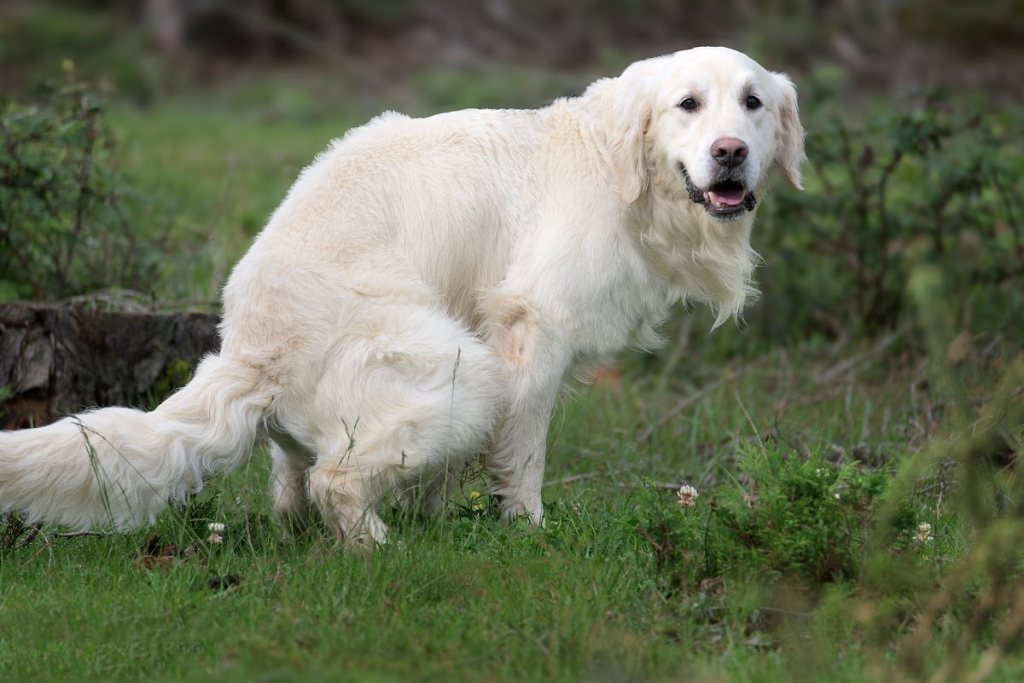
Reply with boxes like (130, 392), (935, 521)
(772, 72), (805, 190)
(606, 68), (654, 204)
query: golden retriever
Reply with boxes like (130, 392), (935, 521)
(0, 46), (804, 548)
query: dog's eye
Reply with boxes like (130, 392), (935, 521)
(678, 97), (699, 112)
(745, 95), (762, 110)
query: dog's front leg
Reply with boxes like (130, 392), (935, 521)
(486, 378), (561, 524)
(483, 305), (570, 524)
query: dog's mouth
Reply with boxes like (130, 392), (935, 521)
(681, 165), (757, 219)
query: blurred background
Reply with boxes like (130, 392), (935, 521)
(1, 0), (1022, 345)
(5, 0), (1024, 95)
(2, 0), (1022, 351)
(1, 0), (1023, 368)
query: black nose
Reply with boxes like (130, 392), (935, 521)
(711, 137), (748, 168)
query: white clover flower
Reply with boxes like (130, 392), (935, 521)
(677, 484), (699, 508)
(914, 522), (933, 545)
(207, 522), (226, 544)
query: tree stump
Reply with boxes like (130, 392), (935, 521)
(0, 303), (220, 429)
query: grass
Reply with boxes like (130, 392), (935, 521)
(2, 329), (1021, 681)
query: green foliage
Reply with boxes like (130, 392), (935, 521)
(629, 445), (898, 592)
(150, 358), (194, 400)
(723, 446), (893, 581)
(757, 90), (1024, 338)
(0, 67), (170, 301)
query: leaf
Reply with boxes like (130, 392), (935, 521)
(947, 331), (973, 364)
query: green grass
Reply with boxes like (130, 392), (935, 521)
(97, 65), (583, 305)
(3, 334), (1021, 682)
(106, 94), (354, 304)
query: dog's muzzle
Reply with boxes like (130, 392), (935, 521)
(681, 165), (757, 220)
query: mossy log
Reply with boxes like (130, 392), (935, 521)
(0, 303), (220, 429)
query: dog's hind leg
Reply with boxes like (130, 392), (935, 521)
(296, 302), (504, 549)
(308, 463), (388, 550)
(420, 463), (464, 516)
(397, 462), (465, 517)
(268, 432), (315, 534)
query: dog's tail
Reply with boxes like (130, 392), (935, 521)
(0, 354), (273, 529)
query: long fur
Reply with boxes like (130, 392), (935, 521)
(0, 47), (803, 544)
(0, 356), (271, 527)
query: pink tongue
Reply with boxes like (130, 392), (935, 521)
(707, 188), (745, 206)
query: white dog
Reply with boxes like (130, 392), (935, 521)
(0, 47), (803, 548)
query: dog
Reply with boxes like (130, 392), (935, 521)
(0, 46), (804, 548)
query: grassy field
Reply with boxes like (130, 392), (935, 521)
(2, 5), (1024, 681)
(2, 316), (1022, 681)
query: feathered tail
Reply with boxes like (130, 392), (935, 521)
(0, 355), (272, 529)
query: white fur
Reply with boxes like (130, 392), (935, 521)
(0, 47), (803, 548)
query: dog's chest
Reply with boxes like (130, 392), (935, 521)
(559, 246), (673, 357)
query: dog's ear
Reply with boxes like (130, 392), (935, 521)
(607, 66), (654, 204)
(772, 72), (805, 190)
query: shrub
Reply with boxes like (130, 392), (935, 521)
(0, 65), (168, 301)
(631, 443), (905, 590)
(756, 90), (1024, 339)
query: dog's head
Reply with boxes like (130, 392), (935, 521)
(606, 46), (805, 213)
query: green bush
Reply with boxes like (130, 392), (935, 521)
(0, 67), (168, 301)
(756, 90), (1024, 339)
(629, 444), (914, 591)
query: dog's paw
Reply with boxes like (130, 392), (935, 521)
(499, 499), (544, 526)
(338, 521), (389, 556)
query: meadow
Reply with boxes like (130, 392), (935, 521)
(1, 5), (1023, 681)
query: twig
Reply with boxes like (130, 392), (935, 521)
(619, 481), (683, 490)
(638, 365), (748, 443)
(815, 325), (909, 384)
(654, 316), (693, 394)
(546, 472), (601, 486)
(756, 606), (815, 618)
(546, 472), (682, 490)
(1, 512), (40, 548)
(51, 530), (114, 539)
